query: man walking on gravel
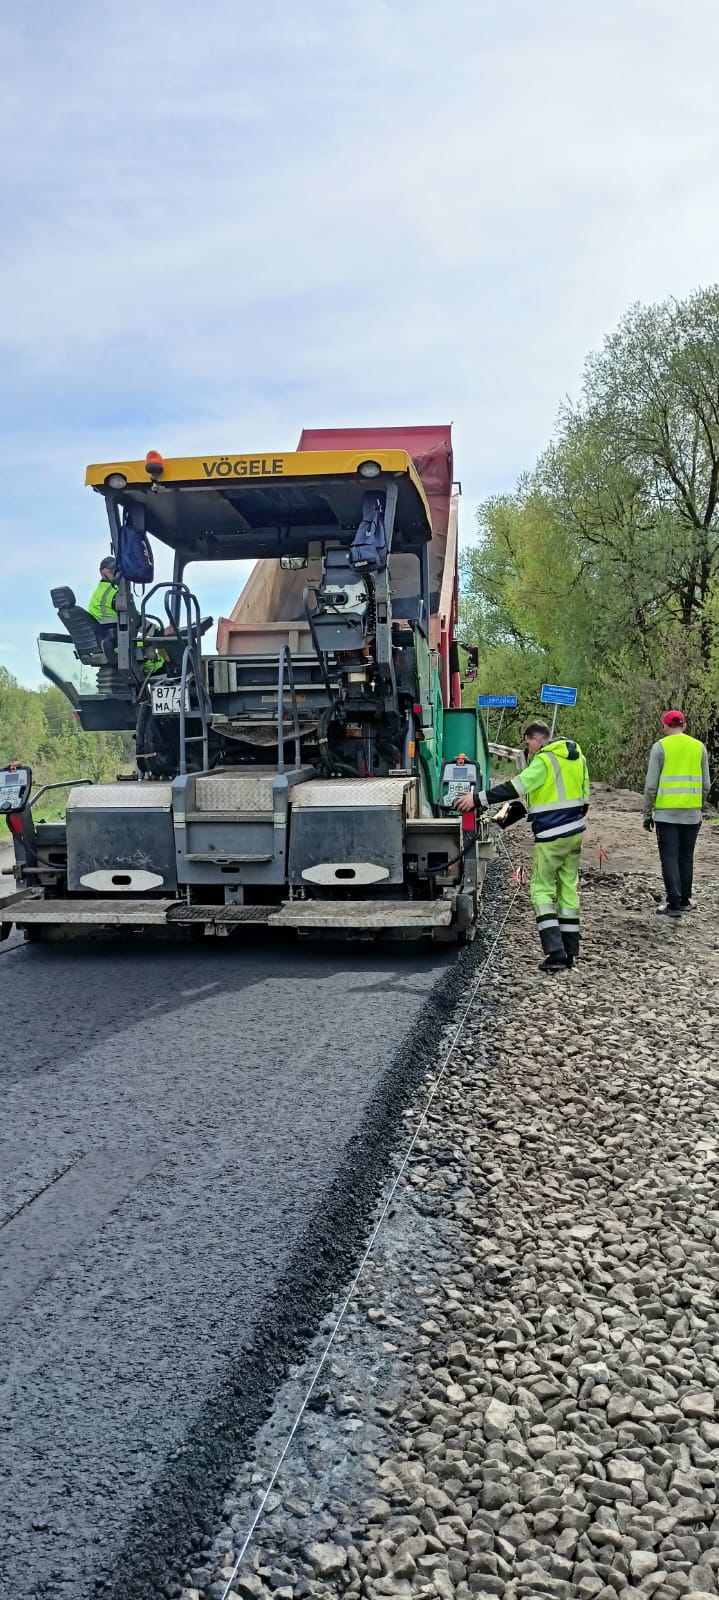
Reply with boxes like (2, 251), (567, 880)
(457, 719), (590, 972)
(643, 710), (710, 918)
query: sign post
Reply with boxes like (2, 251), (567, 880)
(476, 693), (517, 745)
(540, 683), (577, 736)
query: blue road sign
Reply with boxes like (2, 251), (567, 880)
(477, 694), (518, 708)
(541, 684), (577, 707)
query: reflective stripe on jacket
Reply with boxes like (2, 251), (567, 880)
(655, 733), (705, 810)
(87, 580), (118, 623)
(513, 738), (590, 841)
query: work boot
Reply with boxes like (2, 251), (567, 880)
(538, 921), (565, 960)
(656, 903), (682, 919)
(539, 952), (569, 973)
(561, 929), (580, 969)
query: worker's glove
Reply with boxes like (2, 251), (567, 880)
(492, 798), (527, 831)
(642, 818), (654, 832)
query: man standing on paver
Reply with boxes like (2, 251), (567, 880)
(457, 718), (590, 972)
(643, 710), (710, 917)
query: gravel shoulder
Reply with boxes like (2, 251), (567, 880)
(184, 789), (719, 1600)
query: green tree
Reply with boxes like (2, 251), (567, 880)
(461, 285), (719, 792)
(0, 667), (132, 813)
(0, 667), (47, 768)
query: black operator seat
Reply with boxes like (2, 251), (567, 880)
(50, 586), (107, 666)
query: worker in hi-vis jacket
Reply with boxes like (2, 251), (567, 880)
(457, 719), (590, 972)
(87, 556), (119, 627)
(643, 709), (710, 917)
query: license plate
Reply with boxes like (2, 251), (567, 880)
(151, 682), (190, 716)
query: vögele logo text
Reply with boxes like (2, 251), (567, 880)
(201, 456), (285, 478)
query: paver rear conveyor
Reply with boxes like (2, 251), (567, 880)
(0, 426), (491, 943)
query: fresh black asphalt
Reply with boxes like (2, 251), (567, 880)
(0, 932), (472, 1600)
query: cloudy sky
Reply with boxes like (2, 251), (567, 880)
(2, 0), (719, 683)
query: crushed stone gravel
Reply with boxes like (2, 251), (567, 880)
(172, 791), (719, 1600)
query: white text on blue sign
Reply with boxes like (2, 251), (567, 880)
(540, 684), (578, 706)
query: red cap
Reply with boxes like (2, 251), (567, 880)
(662, 709), (685, 727)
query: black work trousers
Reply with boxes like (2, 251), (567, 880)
(655, 821), (701, 910)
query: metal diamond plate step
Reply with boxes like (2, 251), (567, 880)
(194, 773), (276, 813)
(167, 904), (275, 924)
(290, 777), (416, 809)
(164, 905), (210, 922)
(193, 766), (313, 814)
(216, 904), (275, 923)
(67, 784), (173, 811)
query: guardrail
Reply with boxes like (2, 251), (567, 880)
(488, 741), (525, 770)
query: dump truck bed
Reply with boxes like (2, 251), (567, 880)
(217, 425), (459, 705)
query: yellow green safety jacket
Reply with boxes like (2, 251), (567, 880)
(654, 733), (705, 810)
(86, 580), (163, 673)
(511, 738), (590, 841)
(87, 579), (118, 623)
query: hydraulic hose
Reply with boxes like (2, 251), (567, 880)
(317, 700), (359, 778)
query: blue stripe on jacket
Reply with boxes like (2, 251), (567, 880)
(531, 807), (587, 840)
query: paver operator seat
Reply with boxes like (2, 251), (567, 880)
(50, 585), (112, 666)
(49, 584), (136, 702)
